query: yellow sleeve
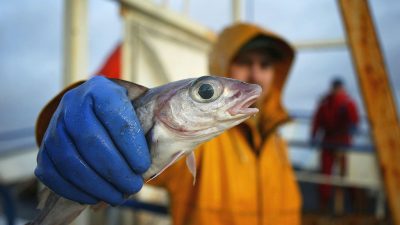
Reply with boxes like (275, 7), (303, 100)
(274, 133), (292, 165)
(275, 133), (303, 212)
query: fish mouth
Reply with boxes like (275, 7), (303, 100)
(228, 92), (260, 116)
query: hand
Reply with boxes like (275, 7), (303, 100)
(35, 76), (151, 205)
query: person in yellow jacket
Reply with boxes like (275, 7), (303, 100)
(35, 23), (301, 225)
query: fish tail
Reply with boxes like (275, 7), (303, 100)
(27, 188), (87, 225)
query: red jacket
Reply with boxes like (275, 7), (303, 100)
(311, 90), (359, 146)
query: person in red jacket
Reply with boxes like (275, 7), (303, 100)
(311, 77), (359, 209)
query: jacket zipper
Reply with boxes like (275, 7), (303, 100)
(230, 126), (264, 224)
(256, 156), (263, 225)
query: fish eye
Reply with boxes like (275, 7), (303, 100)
(190, 76), (223, 103)
(198, 83), (214, 99)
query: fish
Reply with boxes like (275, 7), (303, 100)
(27, 75), (261, 225)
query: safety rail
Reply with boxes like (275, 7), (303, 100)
(0, 112), (379, 224)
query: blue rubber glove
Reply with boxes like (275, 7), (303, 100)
(35, 76), (151, 205)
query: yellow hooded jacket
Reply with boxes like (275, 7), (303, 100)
(148, 23), (302, 225)
(35, 23), (301, 225)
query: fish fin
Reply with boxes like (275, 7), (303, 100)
(186, 152), (197, 185)
(146, 151), (186, 183)
(110, 78), (149, 100)
(37, 187), (51, 210)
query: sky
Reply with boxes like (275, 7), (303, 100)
(0, 0), (399, 145)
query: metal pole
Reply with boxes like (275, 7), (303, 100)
(121, 10), (133, 81)
(182, 0), (190, 15)
(294, 39), (346, 50)
(63, 4), (90, 224)
(232, 0), (242, 22)
(121, 13), (140, 82)
(63, 0), (88, 86)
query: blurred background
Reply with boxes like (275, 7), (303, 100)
(0, 0), (399, 224)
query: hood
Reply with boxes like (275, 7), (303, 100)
(208, 23), (295, 136)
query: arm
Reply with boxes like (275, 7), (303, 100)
(346, 99), (359, 134)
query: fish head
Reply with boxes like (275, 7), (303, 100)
(138, 76), (261, 182)
(156, 75), (262, 141)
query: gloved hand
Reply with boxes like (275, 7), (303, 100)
(35, 76), (151, 205)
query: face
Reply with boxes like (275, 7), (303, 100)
(228, 49), (276, 98)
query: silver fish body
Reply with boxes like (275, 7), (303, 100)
(28, 75), (261, 225)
